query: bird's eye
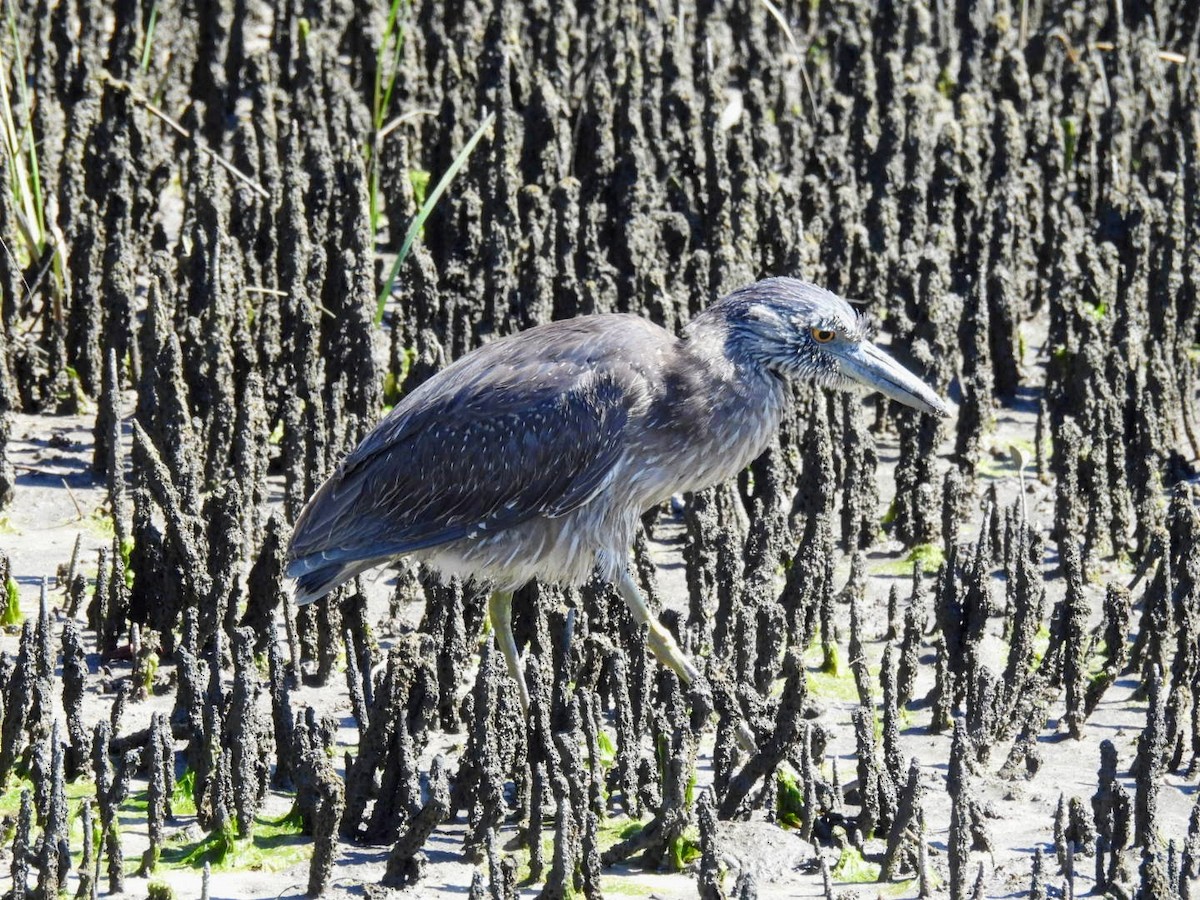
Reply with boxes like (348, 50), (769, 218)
(810, 328), (836, 344)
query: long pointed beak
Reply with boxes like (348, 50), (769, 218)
(837, 341), (952, 417)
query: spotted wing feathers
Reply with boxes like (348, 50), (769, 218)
(285, 323), (648, 601)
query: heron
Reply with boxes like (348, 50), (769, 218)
(286, 277), (949, 714)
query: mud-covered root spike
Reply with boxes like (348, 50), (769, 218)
(682, 488), (720, 649)
(0, 620), (35, 786)
(819, 848), (834, 900)
(61, 618), (89, 778)
(947, 719), (972, 900)
(696, 790), (724, 900)
(1132, 666), (1166, 848)
(229, 626), (267, 838)
(847, 561), (872, 708)
(971, 861), (988, 900)
(196, 626), (232, 835)
(850, 705), (886, 841)
(267, 621), (297, 792)
(92, 720), (123, 895)
(341, 640), (425, 842)
(547, 695), (594, 894)
(880, 641), (903, 779)
(927, 634), (953, 734)
(1092, 739), (1123, 891)
(1086, 584), (1132, 715)
(1029, 845), (1047, 900)
(75, 798), (95, 899)
(33, 578), (55, 729)
(291, 708), (345, 898)
(420, 572), (476, 733)
(12, 788), (32, 900)
(0, 406), (13, 508)
(1138, 845), (1172, 899)
(1053, 794), (1068, 868)
(382, 756), (450, 888)
(544, 773), (583, 898)
(716, 649), (808, 820)
(458, 638), (512, 862)
(242, 511), (290, 649)
(342, 589), (374, 724)
(881, 757), (925, 882)
(897, 585), (924, 706)
(37, 719), (70, 897)
(139, 713), (168, 875)
(884, 583), (901, 641)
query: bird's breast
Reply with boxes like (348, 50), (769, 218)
(629, 370), (789, 504)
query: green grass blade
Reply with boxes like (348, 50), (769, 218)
(368, 0), (408, 238)
(140, 2), (160, 74)
(374, 111), (495, 325)
(379, 15), (405, 129)
(373, 0), (407, 132)
(1, 0), (46, 251)
(21, 119), (43, 238)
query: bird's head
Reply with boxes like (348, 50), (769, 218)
(708, 277), (951, 417)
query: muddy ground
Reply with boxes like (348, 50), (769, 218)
(1, 0), (1199, 898)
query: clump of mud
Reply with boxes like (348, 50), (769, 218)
(0, 0), (1198, 897)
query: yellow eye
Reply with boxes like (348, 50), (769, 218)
(811, 328), (836, 344)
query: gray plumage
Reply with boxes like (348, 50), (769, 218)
(287, 278), (949, 603)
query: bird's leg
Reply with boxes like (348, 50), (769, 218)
(488, 590), (531, 715)
(615, 569), (701, 684)
(616, 569), (762, 756)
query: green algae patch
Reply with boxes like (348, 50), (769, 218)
(0, 780), (26, 816)
(599, 876), (658, 896)
(598, 816), (645, 852)
(804, 638), (867, 702)
(776, 770), (804, 829)
(877, 544), (945, 577)
(172, 768), (198, 816)
(819, 641), (842, 675)
(2, 574), (21, 627)
(67, 778), (95, 801)
(0, 770), (96, 815)
(806, 666), (859, 703)
(881, 497), (898, 527)
(159, 812), (309, 873)
(831, 846), (880, 882)
(668, 827), (701, 871)
(88, 507), (117, 538)
(974, 452), (1014, 480)
(165, 825), (239, 869)
(879, 877), (918, 896)
(597, 730), (617, 769)
(597, 815), (696, 874)
(1031, 623), (1051, 668)
(512, 838), (552, 885)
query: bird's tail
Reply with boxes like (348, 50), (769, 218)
(286, 556), (378, 606)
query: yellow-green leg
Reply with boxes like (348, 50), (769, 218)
(488, 590), (530, 715)
(616, 569), (702, 685)
(616, 569), (760, 755)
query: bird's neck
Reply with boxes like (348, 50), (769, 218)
(684, 299), (792, 376)
(657, 317), (789, 493)
(681, 310), (785, 392)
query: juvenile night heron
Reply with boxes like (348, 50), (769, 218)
(286, 278), (949, 711)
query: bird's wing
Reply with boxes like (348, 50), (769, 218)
(287, 343), (638, 573)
